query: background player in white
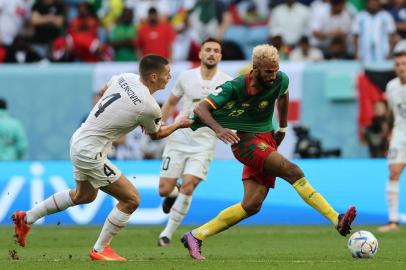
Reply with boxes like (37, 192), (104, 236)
(379, 46), (406, 233)
(157, 38), (232, 246)
(12, 54), (193, 260)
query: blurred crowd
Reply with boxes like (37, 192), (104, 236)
(1, 0), (406, 63)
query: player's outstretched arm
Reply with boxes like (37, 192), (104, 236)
(161, 93), (181, 122)
(194, 100), (239, 144)
(149, 117), (193, 140)
(274, 91), (289, 146)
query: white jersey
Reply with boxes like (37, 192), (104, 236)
(0, 0), (32, 45)
(71, 73), (161, 159)
(168, 67), (232, 147)
(386, 78), (406, 134)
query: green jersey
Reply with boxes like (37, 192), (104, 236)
(192, 71), (289, 133)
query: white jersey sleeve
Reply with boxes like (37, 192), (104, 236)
(139, 104), (162, 134)
(171, 74), (185, 98)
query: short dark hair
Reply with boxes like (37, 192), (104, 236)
(201, 38), (222, 49)
(139, 54), (169, 79)
(0, 98), (7, 109)
(148, 7), (158, 15)
(299, 36), (309, 45)
(394, 51), (406, 57)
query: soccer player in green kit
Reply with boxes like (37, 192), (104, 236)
(181, 44), (357, 260)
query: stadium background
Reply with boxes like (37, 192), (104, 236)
(1, 60), (405, 226)
(0, 0), (405, 228)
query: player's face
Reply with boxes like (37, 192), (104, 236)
(256, 59), (279, 88)
(395, 55), (406, 81)
(199, 42), (222, 69)
(156, 64), (171, 89)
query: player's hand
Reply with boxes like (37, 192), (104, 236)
(274, 131), (286, 146)
(176, 117), (194, 128)
(216, 128), (240, 144)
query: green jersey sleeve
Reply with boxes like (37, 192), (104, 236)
(206, 81), (235, 109)
(279, 71), (289, 96)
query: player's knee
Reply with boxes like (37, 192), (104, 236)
(180, 181), (197, 195)
(242, 201), (262, 216)
(122, 195), (140, 213)
(286, 164), (304, 183)
(72, 193), (97, 205)
(389, 170), (402, 180)
(158, 183), (174, 197)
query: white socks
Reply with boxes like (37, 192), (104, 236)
(168, 185), (179, 198)
(93, 206), (131, 252)
(386, 180), (400, 223)
(160, 193), (192, 239)
(26, 190), (74, 225)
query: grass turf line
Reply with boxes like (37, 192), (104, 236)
(1, 225), (406, 270)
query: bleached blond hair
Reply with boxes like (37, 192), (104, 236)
(252, 44), (279, 67)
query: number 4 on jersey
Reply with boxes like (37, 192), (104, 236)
(95, 93), (121, 117)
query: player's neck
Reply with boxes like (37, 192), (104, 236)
(200, 65), (217, 80)
(400, 76), (406, 84)
(141, 78), (159, 94)
(249, 72), (264, 94)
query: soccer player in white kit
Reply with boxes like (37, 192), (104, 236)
(157, 38), (232, 246)
(379, 48), (406, 233)
(12, 55), (193, 260)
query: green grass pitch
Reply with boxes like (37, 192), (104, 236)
(1, 225), (405, 270)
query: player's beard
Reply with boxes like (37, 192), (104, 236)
(257, 73), (273, 89)
(202, 59), (217, 69)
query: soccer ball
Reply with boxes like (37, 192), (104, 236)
(347, 230), (378, 258)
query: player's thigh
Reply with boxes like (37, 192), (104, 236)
(263, 151), (303, 183)
(241, 179), (269, 214)
(101, 174), (140, 206)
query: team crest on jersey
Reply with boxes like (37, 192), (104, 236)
(258, 101), (269, 109)
(257, 142), (269, 151)
(224, 101), (236, 109)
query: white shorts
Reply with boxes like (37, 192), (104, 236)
(70, 150), (122, 189)
(160, 143), (213, 180)
(388, 130), (406, 164)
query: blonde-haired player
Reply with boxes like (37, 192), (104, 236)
(181, 44), (357, 260)
(12, 55), (193, 261)
(157, 38), (232, 246)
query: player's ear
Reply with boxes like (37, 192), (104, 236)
(150, 73), (158, 83)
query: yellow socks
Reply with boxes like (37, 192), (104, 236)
(293, 177), (339, 225)
(193, 203), (248, 240)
